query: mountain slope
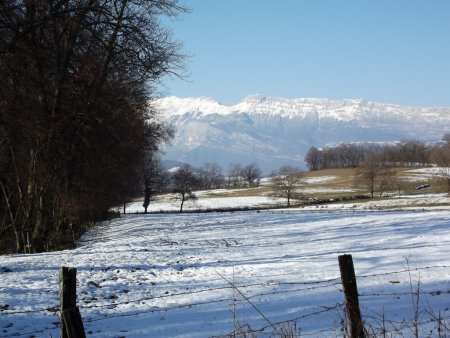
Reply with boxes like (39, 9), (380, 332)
(155, 95), (450, 172)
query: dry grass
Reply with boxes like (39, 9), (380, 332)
(305, 167), (447, 198)
(200, 167), (448, 202)
(207, 186), (272, 198)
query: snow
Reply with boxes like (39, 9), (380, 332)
(401, 167), (448, 182)
(302, 193), (449, 211)
(154, 96), (233, 117)
(301, 187), (361, 194)
(1, 195), (450, 337)
(157, 96), (450, 172)
(156, 95), (450, 122)
(125, 194), (286, 213)
(168, 167), (181, 173)
(130, 186), (449, 214)
(303, 175), (337, 184)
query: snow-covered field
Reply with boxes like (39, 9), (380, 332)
(125, 194), (286, 213)
(401, 168), (443, 182)
(126, 192), (449, 214)
(303, 193), (450, 211)
(1, 205), (450, 337)
(303, 176), (337, 184)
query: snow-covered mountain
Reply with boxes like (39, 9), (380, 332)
(155, 95), (450, 173)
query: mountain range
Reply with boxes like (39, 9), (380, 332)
(155, 95), (450, 173)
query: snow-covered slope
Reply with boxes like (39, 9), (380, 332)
(156, 95), (450, 173)
(2, 209), (450, 337)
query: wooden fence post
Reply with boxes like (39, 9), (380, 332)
(59, 267), (86, 338)
(338, 254), (365, 338)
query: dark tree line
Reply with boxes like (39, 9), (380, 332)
(140, 161), (265, 213)
(305, 136), (450, 197)
(305, 140), (432, 171)
(429, 135), (450, 194)
(0, 0), (185, 253)
(226, 163), (262, 188)
(170, 162), (264, 191)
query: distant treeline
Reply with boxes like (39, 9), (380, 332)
(304, 140), (445, 171)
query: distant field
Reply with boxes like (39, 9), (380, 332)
(126, 167), (449, 213)
(202, 167), (447, 200)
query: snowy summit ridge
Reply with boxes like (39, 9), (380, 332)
(156, 95), (450, 172)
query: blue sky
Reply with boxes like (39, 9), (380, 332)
(161, 0), (450, 107)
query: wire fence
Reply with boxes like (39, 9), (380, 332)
(1, 263), (449, 337)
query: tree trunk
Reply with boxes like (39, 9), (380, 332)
(13, 225), (21, 253)
(180, 193), (185, 213)
(180, 199), (184, 213)
(32, 186), (47, 252)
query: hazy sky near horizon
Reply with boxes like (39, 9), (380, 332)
(161, 0), (450, 107)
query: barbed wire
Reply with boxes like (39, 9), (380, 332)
(356, 264), (450, 280)
(359, 290), (442, 298)
(84, 297), (229, 323)
(362, 305), (450, 326)
(0, 324), (59, 338)
(1, 264), (449, 338)
(0, 305), (59, 315)
(2, 264), (449, 316)
(212, 302), (345, 337)
(297, 327), (341, 337)
(245, 282), (342, 301)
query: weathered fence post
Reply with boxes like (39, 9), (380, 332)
(338, 254), (365, 338)
(59, 267), (86, 338)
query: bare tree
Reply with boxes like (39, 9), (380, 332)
(269, 165), (306, 207)
(200, 162), (223, 190)
(395, 140), (429, 167)
(227, 163), (243, 188)
(305, 146), (321, 171)
(377, 168), (398, 197)
(442, 133), (450, 143)
(142, 154), (164, 213)
(430, 138), (450, 195)
(241, 163), (262, 188)
(172, 165), (200, 213)
(356, 153), (395, 198)
(159, 169), (172, 194)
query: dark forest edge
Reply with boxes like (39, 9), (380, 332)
(0, 1), (187, 254)
(304, 136), (450, 171)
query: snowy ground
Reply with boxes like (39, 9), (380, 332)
(1, 205), (450, 337)
(303, 176), (337, 184)
(400, 167), (446, 182)
(126, 192), (449, 214)
(301, 187), (361, 194)
(124, 194), (287, 213)
(303, 193), (450, 211)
